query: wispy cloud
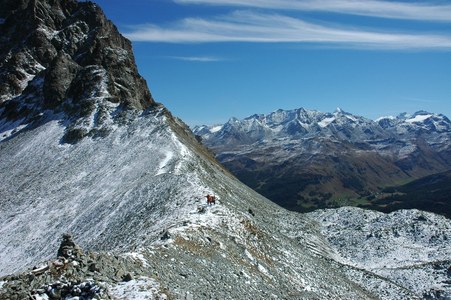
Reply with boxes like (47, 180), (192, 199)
(166, 56), (225, 62)
(125, 11), (451, 50)
(174, 0), (451, 22)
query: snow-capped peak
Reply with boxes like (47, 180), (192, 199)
(193, 107), (392, 143)
(334, 107), (344, 114)
(375, 115), (395, 122)
(209, 125), (223, 133)
(405, 113), (432, 123)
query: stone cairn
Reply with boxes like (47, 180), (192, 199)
(0, 233), (146, 299)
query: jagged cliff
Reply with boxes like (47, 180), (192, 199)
(0, 0), (153, 143)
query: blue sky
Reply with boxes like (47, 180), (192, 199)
(93, 0), (451, 126)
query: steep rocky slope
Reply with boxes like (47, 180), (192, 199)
(0, 0), (153, 144)
(194, 108), (451, 215)
(1, 1), (450, 299)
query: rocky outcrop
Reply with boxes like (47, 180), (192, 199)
(308, 207), (451, 299)
(0, 0), (154, 143)
(57, 233), (83, 259)
(0, 234), (156, 300)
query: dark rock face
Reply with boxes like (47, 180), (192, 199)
(57, 233), (82, 259)
(0, 0), (154, 142)
(43, 52), (81, 108)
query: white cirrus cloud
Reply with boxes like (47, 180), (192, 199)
(173, 0), (451, 22)
(124, 11), (451, 50)
(166, 56), (225, 62)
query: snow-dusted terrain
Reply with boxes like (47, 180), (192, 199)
(2, 104), (430, 299)
(1, 0), (450, 299)
(308, 207), (451, 298)
(2, 105), (450, 298)
(0, 107), (208, 275)
(194, 107), (451, 215)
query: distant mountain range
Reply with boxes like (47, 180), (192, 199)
(194, 108), (451, 217)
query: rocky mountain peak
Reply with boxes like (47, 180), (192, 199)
(334, 107), (344, 114)
(194, 107), (451, 218)
(0, 0), (154, 143)
(197, 107), (451, 142)
(375, 111), (451, 134)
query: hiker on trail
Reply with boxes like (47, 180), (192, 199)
(205, 194), (216, 205)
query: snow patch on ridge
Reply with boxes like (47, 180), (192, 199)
(345, 114), (358, 122)
(107, 276), (168, 300)
(156, 150), (174, 176)
(210, 125), (223, 133)
(318, 117), (335, 128)
(37, 26), (59, 40)
(406, 114), (432, 123)
(122, 252), (150, 268)
(375, 115), (395, 122)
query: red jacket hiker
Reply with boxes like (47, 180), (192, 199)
(205, 194), (216, 205)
